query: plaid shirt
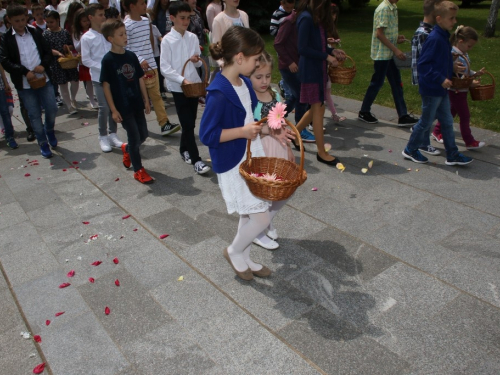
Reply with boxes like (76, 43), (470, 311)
(411, 21), (433, 85)
(371, 0), (398, 60)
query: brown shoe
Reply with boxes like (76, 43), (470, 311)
(223, 248), (253, 281)
(252, 265), (272, 278)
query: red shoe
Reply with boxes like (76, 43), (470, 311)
(121, 143), (131, 169)
(134, 167), (154, 184)
(432, 133), (443, 144)
(466, 140), (485, 150)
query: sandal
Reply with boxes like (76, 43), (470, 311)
(332, 114), (346, 123)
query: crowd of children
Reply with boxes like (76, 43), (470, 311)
(0, 0), (489, 279)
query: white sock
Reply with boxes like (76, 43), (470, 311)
(255, 232), (275, 245)
(227, 246), (248, 272)
(243, 246), (262, 272)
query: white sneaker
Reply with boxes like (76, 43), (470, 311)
(253, 237), (279, 250)
(194, 161), (210, 174)
(307, 124), (325, 132)
(99, 135), (112, 153)
(68, 106), (78, 115)
(71, 100), (78, 108)
(108, 133), (123, 148)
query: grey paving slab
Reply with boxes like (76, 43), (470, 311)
(0, 201), (29, 230)
(0, 324), (43, 375)
(40, 311), (129, 375)
(0, 288), (25, 335)
(0, 219), (41, 257)
(26, 201), (80, 230)
(12, 184), (63, 213)
(78, 268), (172, 346)
(0, 179), (16, 205)
(439, 228), (500, 260)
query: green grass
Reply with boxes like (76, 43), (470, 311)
(264, 0), (500, 132)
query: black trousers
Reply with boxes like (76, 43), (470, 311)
(172, 91), (200, 164)
(121, 110), (148, 172)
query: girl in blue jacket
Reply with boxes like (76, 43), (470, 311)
(200, 26), (284, 281)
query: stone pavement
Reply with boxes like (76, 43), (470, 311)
(1, 86), (500, 375)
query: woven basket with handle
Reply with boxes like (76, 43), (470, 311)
(470, 71), (495, 101)
(451, 53), (476, 90)
(181, 58), (209, 98)
(239, 118), (307, 201)
(28, 74), (46, 89)
(58, 46), (80, 70)
(328, 55), (356, 85)
(143, 69), (157, 89)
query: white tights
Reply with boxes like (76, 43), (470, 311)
(228, 200), (288, 272)
(84, 81), (97, 107)
(59, 81), (79, 109)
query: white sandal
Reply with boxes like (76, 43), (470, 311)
(332, 114), (346, 123)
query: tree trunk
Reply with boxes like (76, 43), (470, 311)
(485, 0), (500, 37)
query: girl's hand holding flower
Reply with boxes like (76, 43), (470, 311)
(242, 121), (262, 140)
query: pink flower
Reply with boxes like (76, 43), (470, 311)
(267, 102), (287, 130)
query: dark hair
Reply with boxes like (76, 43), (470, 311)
(423, 0), (443, 17)
(296, 0), (334, 38)
(86, 3), (105, 17)
(150, 0), (169, 22)
(45, 10), (60, 21)
(101, 18), (124, 40)
(31, 4), (44, 13)
(329, 3), (339, 40)
(169, 1), (190, 16)
(450, 25), (479, 46)
(65, 1), (83, 29)
(6, 4), (26, 18)
(72, 8), (88, 40)
(122, 0), (139, 13)
(209, 26), (264, 66)
(105, 6), (120, 19)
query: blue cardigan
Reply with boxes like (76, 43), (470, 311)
(296, 10), (333, 102)
(199, 74), (258, 173)
(417, 25), (453, 97)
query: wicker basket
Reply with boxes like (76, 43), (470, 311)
(239, 118), (307, 201)
(181, 58), (209, 97)
(393, 51), (412, 69)
(470, 71), (495, 101)
(328, 55), (356, 85)
(143, 69), (157, 89)
(28, 74), (46, 89)
(58, 46), (80, 70)
(451, 53), (475, 90)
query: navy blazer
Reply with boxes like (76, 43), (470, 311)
(296, 10), (333, 102)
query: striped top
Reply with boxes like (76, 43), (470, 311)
(124, 17), (157, 69)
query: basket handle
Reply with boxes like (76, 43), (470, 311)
(245, 117), (305, 176)
(477, 70), (495, 87)
(452, 52), (475, 79)
(337, 55), (355, 69)
(181, 58), (209, 85)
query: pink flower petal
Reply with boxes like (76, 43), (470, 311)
(267, 102), (287, 130)
(311, 187), (318, 191)
(62, 169), (67, 172)
(122, 214), (131, 219)
(159, 234), (169, 239)
(24, 173), (31, 177)
(115, 178), (120, 181)
(105, 306), (110, 315)
(89, 277), (95, 283)
(115, 279), (120, 286)
(58, 283), (71, 289)
(55, 311), (65, 317)
(72, 161), (79, 165)
(91, 261), (102, 266)
(388, 149), (393, 153)
(89, 234), (98, 240)
(66, 270), (75, 278)
(45, 320), (51, 326)
(33, 335), (41, 343)
(133, 228), (138, 232)
(82, 221), (90, 225)
(113, 257), (119, 264)
(33, 363), (46, 374)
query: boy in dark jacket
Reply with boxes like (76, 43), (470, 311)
(0, 4), (58, 158)
(403, 1), (472, 166)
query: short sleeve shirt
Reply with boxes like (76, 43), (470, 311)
(371, 0), (398, 60)
(100, 50), (145, 117)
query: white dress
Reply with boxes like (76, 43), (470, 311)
(217, 81), (271, 215)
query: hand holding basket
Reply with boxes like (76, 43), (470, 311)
(181, 58), (209, 98)
(58, 45), (80, 70)
(328, 55), (356, 85)
(470, 70), (495, 101)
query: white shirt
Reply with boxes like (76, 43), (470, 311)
(88, 0), (120, 13)
(57, 0), (83, 29)
(160, 28), (201, 93)
(13, 27), (43, 89)
(80, 28), (111, 82)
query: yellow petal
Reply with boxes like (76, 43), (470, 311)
(368, 160), (374, 169)
(407, 168), (412, 171)
(336, 163), (345, 172)
(177, 276), (184, 281)
(361, 168), (368, 174)
(324, 143), (332, 152)
(415, 169), (419, 172)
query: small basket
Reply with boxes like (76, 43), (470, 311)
(239, 118), (307, 201)
(451, 53), (475, 90)
(328, 55), (356, 85)
(470, 71), (495, 101)
(143, 69), (157, 89)
(28, 74), (46, 89)
(181, 58), (209, 97)
(58, 46), (80, 70)
(393, 51), (412, 69)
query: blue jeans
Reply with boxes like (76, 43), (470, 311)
(361, 59), (408, 118)
(279, 68), (307, 124)
(17, 81), (58, 145)
(406, 95), (458, 160)
(0, 89), (14, 140)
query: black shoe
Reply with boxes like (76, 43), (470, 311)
(316, 153), (339, 166)
(358, 111), (378, 124)
(291, 139), (301, 151)
(160, 121), (181, 136)
(398, 114), (419, 127)
(26, 130), (36, 142)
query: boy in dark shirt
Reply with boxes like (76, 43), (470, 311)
(100, 19), (154, 184)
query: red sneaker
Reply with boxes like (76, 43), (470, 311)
(121, 143), (131, 169)
(134, 167), (154, 184)
(432, 133), (443, 144)
(466, 140), (485, 150)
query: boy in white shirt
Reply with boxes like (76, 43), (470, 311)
(80, 3), (123, 152)
(160, 1), (210, 174)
